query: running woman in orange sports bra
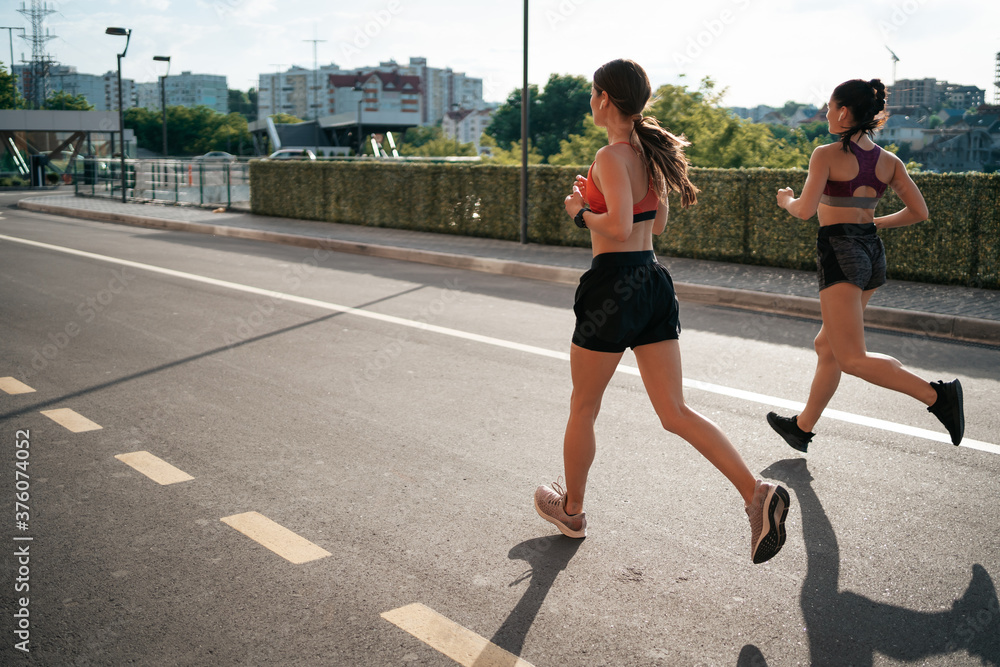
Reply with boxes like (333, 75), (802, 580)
(768, 79), (965, 451)
(533, 59), (790, 565)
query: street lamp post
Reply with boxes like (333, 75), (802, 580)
(354, 82), (364, 156)
(106, 27), (131, 203)
(1, 27), (25, 78)
(153, 56), (170, 157)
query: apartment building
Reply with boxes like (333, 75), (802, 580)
(889, 79), (986, 110)
(256, 57), (484, 126)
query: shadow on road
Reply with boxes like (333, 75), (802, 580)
(0, 285), (428, 420)
(757, 458), (1000, 666)
(472, 535), (581, 666)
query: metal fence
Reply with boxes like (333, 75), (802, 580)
(73, 158), (250, 209)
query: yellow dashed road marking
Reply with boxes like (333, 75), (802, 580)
(115, 451), (194, 485)
(381, 603), (536, 667)
(0, 377), (36, 394)
(40, 408), (102, 432)
(220, 512), (331, 564)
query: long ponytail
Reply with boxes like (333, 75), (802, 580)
(632, 115), (699, 208)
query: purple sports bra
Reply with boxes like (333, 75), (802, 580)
(821, 142), (889, 210)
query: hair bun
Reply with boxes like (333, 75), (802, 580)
(869, 78), (886, 112)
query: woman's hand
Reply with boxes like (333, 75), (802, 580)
(776, 187), (795, 210)
(565, 181), (586, 218)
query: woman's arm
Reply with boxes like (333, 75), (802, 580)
(652, 197), (669, 235)
(875, 153), (928, 229)
(564, 148), (634, 242)
(777, 146), (829, 220)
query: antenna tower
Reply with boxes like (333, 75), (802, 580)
(17, 0), (57, 108)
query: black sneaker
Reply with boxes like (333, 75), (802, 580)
(927, 379), (964, 446)
(766, 412), (814, 453)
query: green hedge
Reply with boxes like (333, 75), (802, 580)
(250, 161), (1000, 289)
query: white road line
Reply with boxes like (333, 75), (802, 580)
(0, 377), (35, 394)
(382, 603), (536, 667)
(115, 451), (194, 485)
(40, 408), (102, 433)
(220, 512), (331, 564)
(3, 232), (996, 455)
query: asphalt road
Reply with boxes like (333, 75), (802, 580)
(2, 198), (999, 666)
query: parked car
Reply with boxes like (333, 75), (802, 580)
(265, 148), (317, 161)
(195, 151), (237, 162)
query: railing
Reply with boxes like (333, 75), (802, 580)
(73, 158), (250, 209)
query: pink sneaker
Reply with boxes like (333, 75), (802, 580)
(745, 479), (790, 564)
(533, 481), (586, 538)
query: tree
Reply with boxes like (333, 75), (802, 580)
(0, 62), (19, 110)
(228, 88), (257, 122)
(401, 125), (443, 149)
(481, 138), (543, 165)
(43, 90), (94, 111)
(484, 85), (537, 150)
(548, 114), (605, 166)
(269, 112), (303, 124)
(531, 74), (592, 158)
(484, 74), (591, 162)
(647, 78), (816, 169)
(398, 136), (476, 157)
(125, 105), (253, 156)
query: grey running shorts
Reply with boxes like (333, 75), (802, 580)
(816, 223), (887, 292)
(572, 251), (681, 353)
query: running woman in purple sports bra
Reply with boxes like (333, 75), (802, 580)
(768, 79), (965, 452)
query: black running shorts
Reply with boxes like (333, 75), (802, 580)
(816, 223), (887, 292)
(572, 251), (681, 353)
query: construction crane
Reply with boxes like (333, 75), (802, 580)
(886, 46), (900, 86)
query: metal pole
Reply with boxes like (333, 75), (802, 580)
(160, 75), (167, 156)
(357, 95), (363, 156)
(304, 37), (325, 156)
(1, 27), (24, 76)
(117, 53), (126, 202)
(519, 0), (529, 244)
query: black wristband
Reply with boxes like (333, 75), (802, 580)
(574, 206), (589, 229)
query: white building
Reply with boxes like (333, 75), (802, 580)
(102, 71), (136, 112)
(135, 82), (162, 111)
(877, 115), (931, 150)
(442, 108), (495, 151)
(326, 70), (422, 126)
(13, 64), (123, 110)
(161, 72), (228, 113)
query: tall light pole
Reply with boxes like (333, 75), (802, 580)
(304, 37), (325, 156)
(1, 27), (25, 74)
(106, 27), (131, 203)
(154, 55), (170, 157)
(354, 81), (364, 156)
(520, 0), (529, 244)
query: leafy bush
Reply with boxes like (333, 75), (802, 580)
(250, 161), (1000, 289)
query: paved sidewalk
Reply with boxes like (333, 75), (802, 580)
(15, 193), (1000, 346)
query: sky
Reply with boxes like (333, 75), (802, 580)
(1, 0), (998, 110)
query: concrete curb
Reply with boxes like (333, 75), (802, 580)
(18, 197), (1000, 347)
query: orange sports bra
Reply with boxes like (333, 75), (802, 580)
(584, 143), (659, 223)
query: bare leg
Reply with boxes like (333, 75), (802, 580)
(633, 340), (757, 505)
(798, 288), (874, 432)
(819, 283), (937, 407)
(563, 344), (623, 515)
